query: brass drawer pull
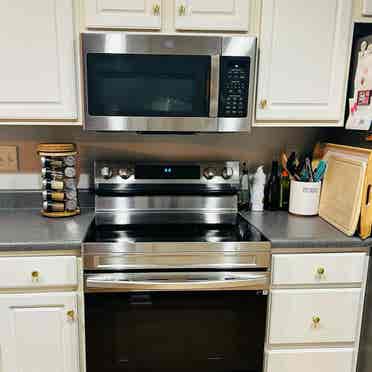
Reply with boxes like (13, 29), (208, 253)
(316, 267), (325, 277)
(153, 4), (160, 15)
(260, 99), (268, 109)
(312, 316), (321, 328)
(31, 270), (40, 282)
(179, 4), (186, 16)
(67, 310), (75, 320)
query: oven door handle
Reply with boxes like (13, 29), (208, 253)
(85, 272), (269, 292)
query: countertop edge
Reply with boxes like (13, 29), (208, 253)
(239, 211), (372, 252)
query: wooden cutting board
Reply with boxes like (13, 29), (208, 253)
(323, 143), (372, 239)
(319, 155), (366, 236)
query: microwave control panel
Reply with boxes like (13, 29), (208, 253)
(218, 57), (251, 118)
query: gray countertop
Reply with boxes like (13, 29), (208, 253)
(0, 208), (94, 251)
(0, 206), (370, 252)
(241, 210), (372, 249)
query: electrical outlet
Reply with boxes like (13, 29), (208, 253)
(0, 146), (18, 172)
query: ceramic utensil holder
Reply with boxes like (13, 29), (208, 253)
(289, 181), (322, 216)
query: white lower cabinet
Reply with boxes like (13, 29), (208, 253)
(272, 253), (365, 286)
(0, 292), (80, 372)
(266, 253), (368, 372)
(266, 348), (354, 372)
(269, 289), (361, 344)
(0, 256), (78, 290)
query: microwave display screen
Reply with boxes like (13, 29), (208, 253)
(87, 54), (211, 117)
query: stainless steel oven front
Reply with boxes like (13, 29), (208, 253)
(82, 33), (256, 132)
(83, 243), (270, 372)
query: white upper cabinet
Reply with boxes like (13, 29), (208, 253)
(85, 0), (162, 29)
(362, 0), (372, 16)
(175, 0), (250, 31)
(0, 0), (77, 120)
(0, 293), (80, 372)
(256, 0), (353, 123)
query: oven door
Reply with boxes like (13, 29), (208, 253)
(83, 33), (220, 132)
(84, 271), (268, 372)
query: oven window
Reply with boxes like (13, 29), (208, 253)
(87, 54), (211, 117)
(85, 291), (267, 372)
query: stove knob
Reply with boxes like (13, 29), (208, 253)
(100, 167), (113, 179)
(222, 167), (234, 179)
(118, 168), (132, 180)
(203, 167), (216, 180)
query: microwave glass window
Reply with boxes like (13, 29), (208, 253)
(87, 54), (211, 117)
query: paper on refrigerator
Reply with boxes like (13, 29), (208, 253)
(346, 48), (372, 130)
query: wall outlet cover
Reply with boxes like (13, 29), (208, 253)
(0, 146), (18, 172)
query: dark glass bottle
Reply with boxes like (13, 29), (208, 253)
(279, 169), (290, 210)
(264, 161), (280, 211)
(238, 162), (250, 210)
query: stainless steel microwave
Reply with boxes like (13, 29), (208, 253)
(82, 33), (256, 132)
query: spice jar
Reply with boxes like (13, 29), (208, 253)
(37, 143), (80, 217)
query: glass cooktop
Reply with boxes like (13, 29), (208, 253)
(85, 215), (268, 244)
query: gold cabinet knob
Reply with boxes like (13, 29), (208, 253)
(316, 267), (325, 276)
(260, 99), (268, 109)
(153, 3), (160, 15)
(31, 270), (40, 282)
(179, 4), (187, 16)
(67, 310), (75, 320)
(312, 316), (321, 327)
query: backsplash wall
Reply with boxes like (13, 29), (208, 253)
(0, 126), (331, 189)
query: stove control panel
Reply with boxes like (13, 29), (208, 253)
(203, 167), (216, 180)
(118, 168), (133, 179)
(95, 161), (240, 186)
(100, 166), (113, 179)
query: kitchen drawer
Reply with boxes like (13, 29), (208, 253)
(266, 348), (354, 372)
(269, 289), (361, 344)
(0, 256), (77, 290)
(272, 253), (365, 286)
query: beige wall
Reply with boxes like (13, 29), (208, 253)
(0, 125), (330, 177)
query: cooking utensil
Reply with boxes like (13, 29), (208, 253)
(305, 157), (314, 182)
(313, 160), (327, 182)
(286, 152), (300, 181)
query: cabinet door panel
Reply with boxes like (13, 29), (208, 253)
(266, 348), (354, 372)
(256, 0), (352, 122)
(272, 253), (366, 286)
(269, 289), (361, 344)
(0, 256), (78, 290)
(0, 293), (80, 372)
(175, 0), (250, 31)
(0, 0), (77, 120)
(85, 0), (161, 29)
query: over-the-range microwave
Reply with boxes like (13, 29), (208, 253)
(82, 33), (256, 133)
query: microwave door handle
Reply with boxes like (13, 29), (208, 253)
(85, 272), (269, 292)
(209, 55), (220, 118)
